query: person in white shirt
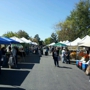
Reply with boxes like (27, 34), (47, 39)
(12, 46), (17, 67)
(62, 48), (66, 63)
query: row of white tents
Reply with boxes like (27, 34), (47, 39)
(11, 35), (90, 47)
(10, 36), (38, 45)
(48, 35), (90, 47)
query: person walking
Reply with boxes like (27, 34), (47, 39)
(61, 48), (66, 63)
(65, 49), (70, 64)
(52, 48), (59, 67)
(12, 46), (17, 67)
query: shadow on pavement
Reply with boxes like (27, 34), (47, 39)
(58, 66), (72, 69)
(22, 54), (41, 64)
(0, 69), (29, 86)
(1, 54), (40, 69)
(70, 63), (76, 65)
(17, 63), (34, 69)
(0, 87), (25, 90)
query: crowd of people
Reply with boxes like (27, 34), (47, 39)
(51, 47), (70, 67)
(0, 44), (72, 74)
(0, 45), (19, 69)
(42, 46), (71, 67)
(0, 45), (31, 74)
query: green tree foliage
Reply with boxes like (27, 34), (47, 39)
(32, 38), (38, 43)
(51, 33), (58, 42)
(56, 20), (77, 41)
(17, 30), (29, 39)
(75, 0), (90, 37)
(2, 31), (17, 37)
(29, 36), (33, 41)
(2, 30), (40, 43)
(34, 34), (40, 42)
(44, 37), (52, 45)
(55, 0), (90, 41)
(39, 40), (44, 45)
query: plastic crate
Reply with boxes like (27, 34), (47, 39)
(82, 63), (88, 71)
(76, 60), (79, 66)
(78, 62), (82, 69)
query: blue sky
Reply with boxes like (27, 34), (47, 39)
(0, 0), (80, 40)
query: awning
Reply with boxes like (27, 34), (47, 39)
(0, 37), (10, 44)
(53, 42), (67, 47)
(2, 37), (19, 44)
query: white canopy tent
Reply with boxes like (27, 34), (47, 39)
(20, 37), (32, 44)
(65, 40), (70, 44)
(78, 35), (90, 45)
(60, 41), (65, 44)
(81, 35), (90, 40)
(31, 42), (38, 45)
(67, 38), (82, 46)
(59, 41), (63, 43)
(79, 41), (90, 47)
(47, 42), (55, 46)
(10, 36), (25, 43)
(60, 40), (70, 45)
(66, 42), (71, 46)
(78, 35), (90, 47)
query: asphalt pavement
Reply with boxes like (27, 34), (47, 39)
(0, 54), (90, 90)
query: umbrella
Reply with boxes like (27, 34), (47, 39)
(53, 42), (67, 47)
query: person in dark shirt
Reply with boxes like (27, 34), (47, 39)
(1, 47), (6, 55)
(56, 47), (59, 56)
(8, 45), (11, 53)
(65, 49), (70, 64)
(52, 48), (59, 67)
(1, 47), (7, 67)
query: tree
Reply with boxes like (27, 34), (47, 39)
(56, 19), (77, 41)
(34, 34), (40, 42)
(44, 37), (52, 45)
(39, 40), (44, 45)
(55, 0), (90, 41)
(17, 30), (29, 39)
(74, 0), (90, 37)
(51, 33), (58, 43)
(29, 36), (33, 41)
(2, 31), (17, 37)
(32, 38), (38, 43)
